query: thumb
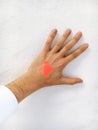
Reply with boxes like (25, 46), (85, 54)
(59, 76), (83, 85)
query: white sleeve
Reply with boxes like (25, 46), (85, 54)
(0, 85), (18, 124)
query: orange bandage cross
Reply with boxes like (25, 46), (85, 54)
(38, 61), (53, 78)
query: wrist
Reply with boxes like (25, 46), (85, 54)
(6, 72), (41, 103)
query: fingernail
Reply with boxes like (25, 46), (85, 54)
(66, 28), (71, 34)
(76, 32), (82, 36)
(77, 79), (83, 83)
(51, 29), (57, 33)
(83, 43), (89, 48)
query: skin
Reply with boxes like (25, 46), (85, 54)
(6, 28), (89, 103)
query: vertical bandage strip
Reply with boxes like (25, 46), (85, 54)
(38, 61), (53, 78)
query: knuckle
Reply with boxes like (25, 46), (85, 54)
(65, 58), (70, 64)
(60, 38), (64, 43)
(79, 47), (84, 52)
(65, 45), (71, 51)
(72, 53), (77, 58)
(46, 37), (52, 44)
(56, 43), (61, 48)
(73, 36), (79, 41)
(63, 33), (67, 38)
(54, 54), (59, 60)
(51, 54), (60, 64)
(72, 51), (79, 58)
(46, 41), (50, 45)
(70, 81), (76, 85)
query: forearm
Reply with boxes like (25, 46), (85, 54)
(6, 72), (40, 103)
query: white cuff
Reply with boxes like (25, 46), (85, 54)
(0, 85), (18, 124)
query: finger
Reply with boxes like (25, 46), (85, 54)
(59, 32), (82, 57)
(63, 43), (89, 65)
(43, 29), (57, 52)
(60, 77), (83, 85)
(51, 29), (71, 53)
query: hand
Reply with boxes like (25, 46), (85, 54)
(7, 29), (89, 102)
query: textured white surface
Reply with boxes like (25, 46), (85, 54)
(0, 0), (97, 129)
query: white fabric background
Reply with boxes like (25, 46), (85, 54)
(0, 0), (97, 129)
